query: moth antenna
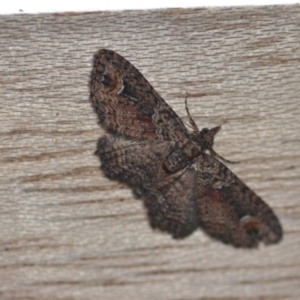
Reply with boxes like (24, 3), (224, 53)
(183, 120), (194, 130)
(185, 92), (199, 133)
(210, 148), (239, 164)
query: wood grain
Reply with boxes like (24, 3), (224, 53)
(1, 5), (300, 300)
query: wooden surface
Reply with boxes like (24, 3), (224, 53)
(1, 5), (300, 300)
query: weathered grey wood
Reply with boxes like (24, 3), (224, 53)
(1, 5), (300, 300)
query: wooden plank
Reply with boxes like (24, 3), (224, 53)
(0, 5), (299, 299)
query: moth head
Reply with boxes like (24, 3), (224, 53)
(200, 126), (238, 164)
(200, 126), (221, 151)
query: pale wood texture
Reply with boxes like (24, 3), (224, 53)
(1, 5), (300, 300)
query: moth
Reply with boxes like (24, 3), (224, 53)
(89, 49), (282, 248)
